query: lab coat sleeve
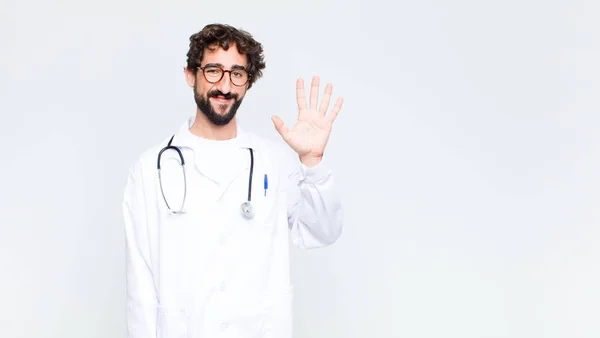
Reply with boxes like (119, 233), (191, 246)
(285, 150), (343, 249)
(123, 162), (158, 338)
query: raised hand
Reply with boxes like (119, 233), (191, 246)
(272, 76), (343, 167)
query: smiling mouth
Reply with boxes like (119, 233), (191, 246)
(211, 96), (233, 103)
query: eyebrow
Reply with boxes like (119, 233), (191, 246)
(203, 63), (247, 71)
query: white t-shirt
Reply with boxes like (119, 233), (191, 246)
(183, 129), (248, 185)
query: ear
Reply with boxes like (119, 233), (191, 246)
(184, 67), (196, 88)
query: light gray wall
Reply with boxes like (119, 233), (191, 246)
(1, 0), (599, 337)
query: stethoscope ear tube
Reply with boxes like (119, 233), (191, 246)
(241, 148), (255, 219)
(247, 148), (254, 202)
(157, 135), (185, 170)
(157, 135), (187, 213)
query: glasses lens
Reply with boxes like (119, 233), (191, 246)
(202, 67), (249, 86)
(230, 69), (249, 86)
(203, 67), (223, 83)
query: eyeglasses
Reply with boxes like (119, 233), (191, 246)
(198, 65), (250, 87)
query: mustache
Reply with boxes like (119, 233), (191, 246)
(207, 90), (238, 100)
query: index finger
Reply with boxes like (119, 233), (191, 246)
(296, 78), (307, 110)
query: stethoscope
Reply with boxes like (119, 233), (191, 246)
(157, 134), (255, 219)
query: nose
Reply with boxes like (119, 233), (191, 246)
(215, 71), (232, 94)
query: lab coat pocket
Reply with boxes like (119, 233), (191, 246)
(156, 306), (188, 338)
(252, 186), (280, 228)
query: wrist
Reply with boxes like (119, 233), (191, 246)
(299, 155), (322, 168)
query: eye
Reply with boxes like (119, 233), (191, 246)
(205, 67), (221, 74)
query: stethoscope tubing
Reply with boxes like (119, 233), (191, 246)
(157, 134), (255, 217)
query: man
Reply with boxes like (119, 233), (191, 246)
(123, 23), (343, 338)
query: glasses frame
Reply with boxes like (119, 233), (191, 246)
(197, 65), (251, 87)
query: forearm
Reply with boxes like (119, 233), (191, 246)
(288, 158), (343, 249)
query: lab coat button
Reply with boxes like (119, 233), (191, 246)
(220, 322), (228, 331)
(219, 282), (226, 291)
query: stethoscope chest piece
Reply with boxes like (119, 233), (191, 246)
(240, 201), (255, 219)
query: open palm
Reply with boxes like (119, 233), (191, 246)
(272, 76), (343, 165)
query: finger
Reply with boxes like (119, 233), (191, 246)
(319, 83), (333, 114)
(296, 79), (307, 110)
(327, 97), (344, 122)
(309, 76), (320, 110)
(271, 115), (289, 138)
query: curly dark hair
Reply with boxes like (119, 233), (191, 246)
(186, 23), (266, 89)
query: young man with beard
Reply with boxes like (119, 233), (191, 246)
(123, 23), (344, 338)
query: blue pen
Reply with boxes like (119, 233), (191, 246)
(264, 174), (268, 196)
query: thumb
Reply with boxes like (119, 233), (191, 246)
(271, 115), (289, 138)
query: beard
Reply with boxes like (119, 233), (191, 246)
(194, 84), (244, 126)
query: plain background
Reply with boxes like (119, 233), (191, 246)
(1, 0), (599, 337)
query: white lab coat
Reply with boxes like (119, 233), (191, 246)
(122, 116), (343, 338)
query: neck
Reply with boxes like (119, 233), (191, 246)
(189, 111), (237, 140)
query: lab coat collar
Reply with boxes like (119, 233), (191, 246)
(170, 115), (254, 151)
